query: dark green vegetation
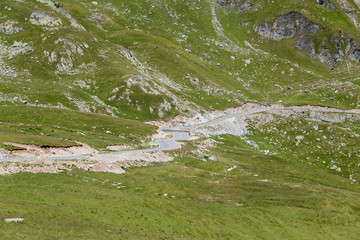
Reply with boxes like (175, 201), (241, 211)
(1, 136), (360, 239)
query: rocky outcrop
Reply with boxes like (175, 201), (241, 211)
(332, 34), (359, 62)
(349, 49), (360, 62)
(254, 12), (320, 40)
(216, 0), (253, 13)
(255, 12), (360, 67)
(317, 33), (360, 65)
(0, 40), (33, 77)
(30, 11), (62, 26)
(35, 0), (85, 30)
(0, 20), (23, 35)
(296, 37), (316, 56)
(254, 12), (320, 59)
(51, 38), (87, 73)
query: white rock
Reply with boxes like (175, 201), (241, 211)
(5, 218), (24, 223)
(209, 155), (217, 161)
(296, 135), (304, 141)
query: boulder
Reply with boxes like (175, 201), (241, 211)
(296, 135), (305, 141)
(209, 155), (217, 161)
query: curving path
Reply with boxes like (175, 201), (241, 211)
(1, 104), (360, 163)
(0, 130), (191, 163)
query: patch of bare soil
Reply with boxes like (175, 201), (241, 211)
(0, 151), (173, 175)
(150, 129), (172, 140)
(0, 148), (9, 156)
(106, 145), (132, 151)
(3, 141), (98, 158)
(88, 151), (173, 163)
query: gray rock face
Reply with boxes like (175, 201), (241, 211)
(255, 12), (360, 67)
(216, 0), (253, 13)
(296, 37), (316, 56)
(331, 34), (360, 63)
(332, 35), (355, 55)
(349, 49), (360, 62)
(238, 2), (253, 13)
(0, 20), (23, 35)
(254, 12), (320, 40)
(30, 11), (62, 26)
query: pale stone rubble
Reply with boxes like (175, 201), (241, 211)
(35, 0), (86, 30)
(0, 20), (23, 35)
(0, 151), (173, 175)
(0, 40), (33, 77)
(30, 11), (62, 27)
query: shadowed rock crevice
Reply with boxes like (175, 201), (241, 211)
(317, 0), (336, 10)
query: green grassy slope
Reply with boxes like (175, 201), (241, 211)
(1, 0), (360, 146)
(0, 1), (360, 238)
(0, 136), (359, 239)
(0, 105), (156, 149)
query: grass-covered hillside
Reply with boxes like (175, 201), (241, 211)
(1, 1), (360, 239)
(1, 136), (360, 239)
(1, 0), (360, 147)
